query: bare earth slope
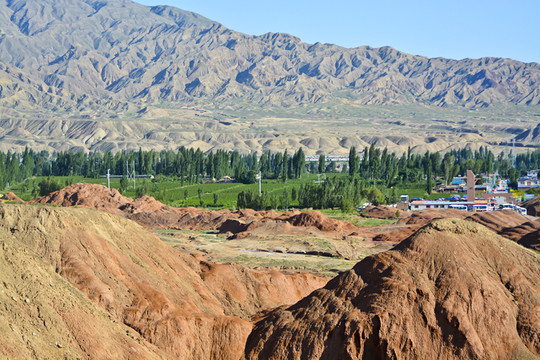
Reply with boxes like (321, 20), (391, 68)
(0, 219), (165, 359)
(245, 219), (540, 360)
(0, 204), (326, 359)
(369, 208), (540, 251)
(523, 196), (540, 217)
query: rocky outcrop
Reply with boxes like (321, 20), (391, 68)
(245, 219), (540, 360)
(32, 184), (540, 251)
(0, 192), (24, 203)
(33, 183), (361, 238)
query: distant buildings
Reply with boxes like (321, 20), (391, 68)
(407, 169), (529, 213)
(518, 170), (539, 190)
(451, 177), (465, 186)
(409, 200), (488, 211)
(305, 155), (350, 162)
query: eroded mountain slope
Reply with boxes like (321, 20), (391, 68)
(1, 0), (539, 153)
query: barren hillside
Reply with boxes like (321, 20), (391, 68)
(2, 0), (539, 109)
(245, 219), (540, 360)
(0, 204), (326, 359)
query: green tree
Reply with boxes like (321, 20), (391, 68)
(135, 180), (148, 198)
(292, 148), (305, 178)
(280, 189), (289, 210)
(367, 187), (385, 206)
(198, 187), (203, 206)
(282, 150), (289, 182)
(508, 168), (518, 189)
(291, 187), (297, 202)
(318, 154), (325, 174)
(39, 177), (62, 196)
(426, 158), (433, 195)
(349, 147), (358, 177)
(119, 175), (128, 193)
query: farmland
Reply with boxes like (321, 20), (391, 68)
(8, 173), (460, 211)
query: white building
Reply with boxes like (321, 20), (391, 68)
(409, 200), (488, 211)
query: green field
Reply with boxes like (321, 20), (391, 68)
(6, 174), (465, 210)
(8, 174), (336, 209)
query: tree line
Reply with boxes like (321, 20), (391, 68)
(0, 147), (308, 191)
(0, 145), (538, 201)
(348, 145), (539, 192)
(236, 176), (394, 211)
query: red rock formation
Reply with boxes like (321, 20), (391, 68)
(361, 205), (400, 219)
(285, 211), (357, 233)
(31, 184), (540, 250)
(1, 192), (25, 203)
(0, 204), (326, 359)
(523, 196), (540, 217)
(33, 184), (363, 238)
(245, 219), (540, 360)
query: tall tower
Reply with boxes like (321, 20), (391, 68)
(466, 170), (477, 204)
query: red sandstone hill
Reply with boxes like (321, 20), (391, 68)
(245, 219), (540, 360)
(32, 184), (540, 251)
(523, 196), (540, 217)
(32, 183), (362, 237)
(0, 192), (24, 203)
(361, 205), (401, 219)
(0, 204), (326, 359)
(390, 208), (540, 251)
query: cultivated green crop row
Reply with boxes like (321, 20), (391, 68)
(7, 174), (455, 211)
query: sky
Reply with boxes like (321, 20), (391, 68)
(134, 0), (540, 63)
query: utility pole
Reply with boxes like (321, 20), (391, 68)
(107, 169), (110, 189)
(315, 173), (326, 185)
(511, 139), (517, 168)
(256, 171), (262, 195)
(132, 160), (136, 189)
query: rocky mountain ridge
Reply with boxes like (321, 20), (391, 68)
(1, 0), (539, 112)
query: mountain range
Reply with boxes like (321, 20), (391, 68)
(0, 0), (539, 154)
(1, 0), (540, 110)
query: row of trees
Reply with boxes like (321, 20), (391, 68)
(297, 177), (388, 211)
(0, 147), (309, 190)
(348, 145), (540, 189)
(1, 146), (539, 195)
(236, 177), (391, 211)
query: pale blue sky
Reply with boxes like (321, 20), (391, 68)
(134, 0), (539, 63)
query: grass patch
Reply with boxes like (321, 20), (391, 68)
(320, 210), (396, 227)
